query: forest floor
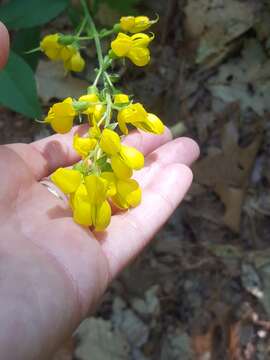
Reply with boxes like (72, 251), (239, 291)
(1, 0), (270, 359)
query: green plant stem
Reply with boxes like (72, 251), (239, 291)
(76, 29), (115, 41)
(93, 68), (103, 87)
(105, 93), (112, 127)
(104, 72), (114, 91)
(80, 0), (103, 69)
(76, 17), (87, 37)
(80, 0), (115, 135)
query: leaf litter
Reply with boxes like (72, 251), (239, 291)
(3, 0), (270, 358)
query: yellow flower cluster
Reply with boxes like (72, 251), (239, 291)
(111, 16), (157, 66)
(47, 89), (164, 230)
(45, 92), (164, 136)
(51, 127), (144, 230)
(40, 34), (85, 72)
(40, 13), (164, 231)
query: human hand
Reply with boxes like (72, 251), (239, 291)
(0, 22), (199, 359)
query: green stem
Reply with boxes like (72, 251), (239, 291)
(105, 93), (112, 127)
(76, 17), (87, 37)
(76, 29), (114, 41)
(104, 72), (115, 91)
(93, 68), (103, 87)
(80, 0), (103, 69)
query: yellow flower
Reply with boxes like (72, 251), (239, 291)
(111, 145), (144, 179)
(40, 34), (62, 60)
(114, 93), (129, 105)
(99, 128), (144, 179)
(100, 129), (121, 156)
(101, 172), (117, 197)
(79, 94), (105, 123)
(51, 168), (82, 194)
(73, 134), (97, 158)
(71, 183), (111, 230)
(40, 34), (85, 72)
(85, 174), (109, 204)
(120, 16), (157, 33)
(92, 200), (111, 231)
(134, 113), (165, 135)
(117, 103), (147, 134)
(117, 103), (164, 135)
(72, 184), (92, 226)
(60, 45), (77, 61)
(100, 172), (142, 210)
(84, 174), (112, 231)
(111, 32), (154, 67)
(45, 97), (76, 134)
(88, 121), (101, 139)
(112, 178), (142, 209)
(64, 51), (85, 72)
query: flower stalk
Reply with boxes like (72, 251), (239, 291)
(38, 7), (164, 230)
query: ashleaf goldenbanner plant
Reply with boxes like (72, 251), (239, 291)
(39, 0), (164, 231)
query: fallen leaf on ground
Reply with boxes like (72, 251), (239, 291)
(184, 0), (257, 66)
(36, 60), (88, 104)
(193, 105), (263, 232)
(207, 39), (270, 115)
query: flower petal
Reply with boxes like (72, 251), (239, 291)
(51, 168), (81, 194)
(85, 175), (108, 204)
(120, 145), (144, 170)
(111, 155), (132, 179)
(100, 129), (121, 156)
(127, 47), (150, 67)
(93, 200), (112, 231)
(73, 184), (92, 226)
(111, 33), (132, 57)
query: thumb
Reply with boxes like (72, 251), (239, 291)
(0, 22), (9, 69)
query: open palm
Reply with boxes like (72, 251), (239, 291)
(1, 128), (198, 359)
(0, 21), (199, 360)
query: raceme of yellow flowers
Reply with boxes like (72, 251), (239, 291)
(39, 13), (164, 231)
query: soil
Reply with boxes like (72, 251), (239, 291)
(2, 0), (270, 359)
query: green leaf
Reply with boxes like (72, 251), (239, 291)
(67, 4), (83, 28)
(0, 0), (69, 29)
(12, 27), (41, 70)
(0, 51), (42, 119)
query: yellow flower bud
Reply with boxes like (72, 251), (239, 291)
(101, 172), (117, 197)
(60, 45), (77, 61)
(40, 34), (62, 60)
(112, 178), (142, 209)
(111, 33), (132, 57)
(45, 97), (76, 134)
(93, 200), (111, 231)
(79, 94), (99, 113)
(120, 145), (144, 170)
(135, 113), (165, 135)
(117, 103), (148, 134)
(88, 122), (101, 139)
(114, 93), (129, 104)
(111, 32), (153, 67)
(73, 134), (97, 158)
(85, 175), (108, 204)
(79, 94), (105, 122)
(111, 155), (133, 179)
(64, 51), (85, 72)
(73, 184), (92, 226)
(120, 16), (157, 33)
(100, 129), (121, 156)
(51, 168), (81, 194)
